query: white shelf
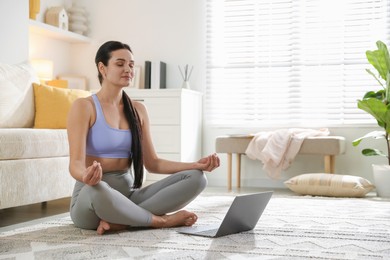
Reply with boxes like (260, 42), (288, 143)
(29, 19), (90, 43)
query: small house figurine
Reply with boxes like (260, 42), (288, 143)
(45, 7), (69, 31)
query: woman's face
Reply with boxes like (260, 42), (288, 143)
(100, 49), (134, 87)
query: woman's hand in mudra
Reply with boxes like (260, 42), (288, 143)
(196, 153), (220, 172)
(83, 160), (103, 186)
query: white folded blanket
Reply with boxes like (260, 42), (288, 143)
(245, 128), (330, 179)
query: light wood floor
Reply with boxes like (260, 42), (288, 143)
(0, 186), (290, 228)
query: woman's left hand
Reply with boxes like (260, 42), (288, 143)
(196, 153), (220, 172)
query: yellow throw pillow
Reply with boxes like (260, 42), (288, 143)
(46, 79), (68, 88)
(284, 173), (375, 198)
(33, 83), (90, 129)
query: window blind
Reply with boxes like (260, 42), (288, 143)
(205, 0), (390, 127)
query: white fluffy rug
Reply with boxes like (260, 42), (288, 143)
(1, 194), (389, 259)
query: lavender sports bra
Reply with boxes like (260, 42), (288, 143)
(86, 94), (132, 158)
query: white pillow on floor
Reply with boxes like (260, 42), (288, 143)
(284, 173), (374, 197)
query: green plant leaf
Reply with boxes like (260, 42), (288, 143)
(352, 130), (386, 146)
(382, 41), (390, 73)
(362, 148), (387, 157)
(366, 69), (385, 89)
(385, 103), (390, 133)
(354, 40), (390, 162)
(387, 72), (390, 103)
(362, 90), (385, 99)
(357, 98), (388, 127)
(366, 41), (390, 81)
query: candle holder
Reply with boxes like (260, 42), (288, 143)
(178, 64), (193, 89)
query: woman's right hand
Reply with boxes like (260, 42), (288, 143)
(82, 161), (102, 186)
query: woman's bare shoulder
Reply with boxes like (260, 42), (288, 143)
(132, 99), (148, 114)
(69, 96), (95, 120)
(72, 95), (94, 109)
(131, 99), (149, 124)
(68, 96), (96, 129)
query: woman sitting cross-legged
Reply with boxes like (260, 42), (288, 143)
(67, 40), (220, 235)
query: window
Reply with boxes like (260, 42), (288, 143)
(205, 0), (390, 127)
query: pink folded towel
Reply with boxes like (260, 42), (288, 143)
(245, 128), (330, 179)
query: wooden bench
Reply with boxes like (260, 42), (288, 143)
(215, 135), (346, 190)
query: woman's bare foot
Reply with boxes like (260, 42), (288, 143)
(96, 220), (127, 235)
(152, 210), (198, 228)
(96, 210), (197, 234)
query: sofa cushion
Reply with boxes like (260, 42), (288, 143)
(0, 62), (39, 128)
(33, 83), (90, 129)
(0, 128), (69, 160)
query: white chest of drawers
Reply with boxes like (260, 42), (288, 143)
(124, 88), (202, 181)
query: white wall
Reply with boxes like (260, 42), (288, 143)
(0, 0), (29, 64)
(29, 33), (73, 78)
(72, 0), (206, 92)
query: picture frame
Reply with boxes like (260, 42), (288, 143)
(129, 66), (141, 89)
(57, 75), (88, 90)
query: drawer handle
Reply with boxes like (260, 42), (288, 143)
(133, 99), (145, 102)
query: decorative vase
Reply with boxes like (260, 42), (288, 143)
(29, 0), (40, 20)
(182, 80), (190, 90)
(372, 164), (390, 197)
(67, 5), (88, 35)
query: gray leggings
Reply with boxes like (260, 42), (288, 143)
(70, 169), (207, 230)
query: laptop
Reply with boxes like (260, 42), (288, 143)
(177, 191), (273, 238)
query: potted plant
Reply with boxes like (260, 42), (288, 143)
(352, 40), (390, 197)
